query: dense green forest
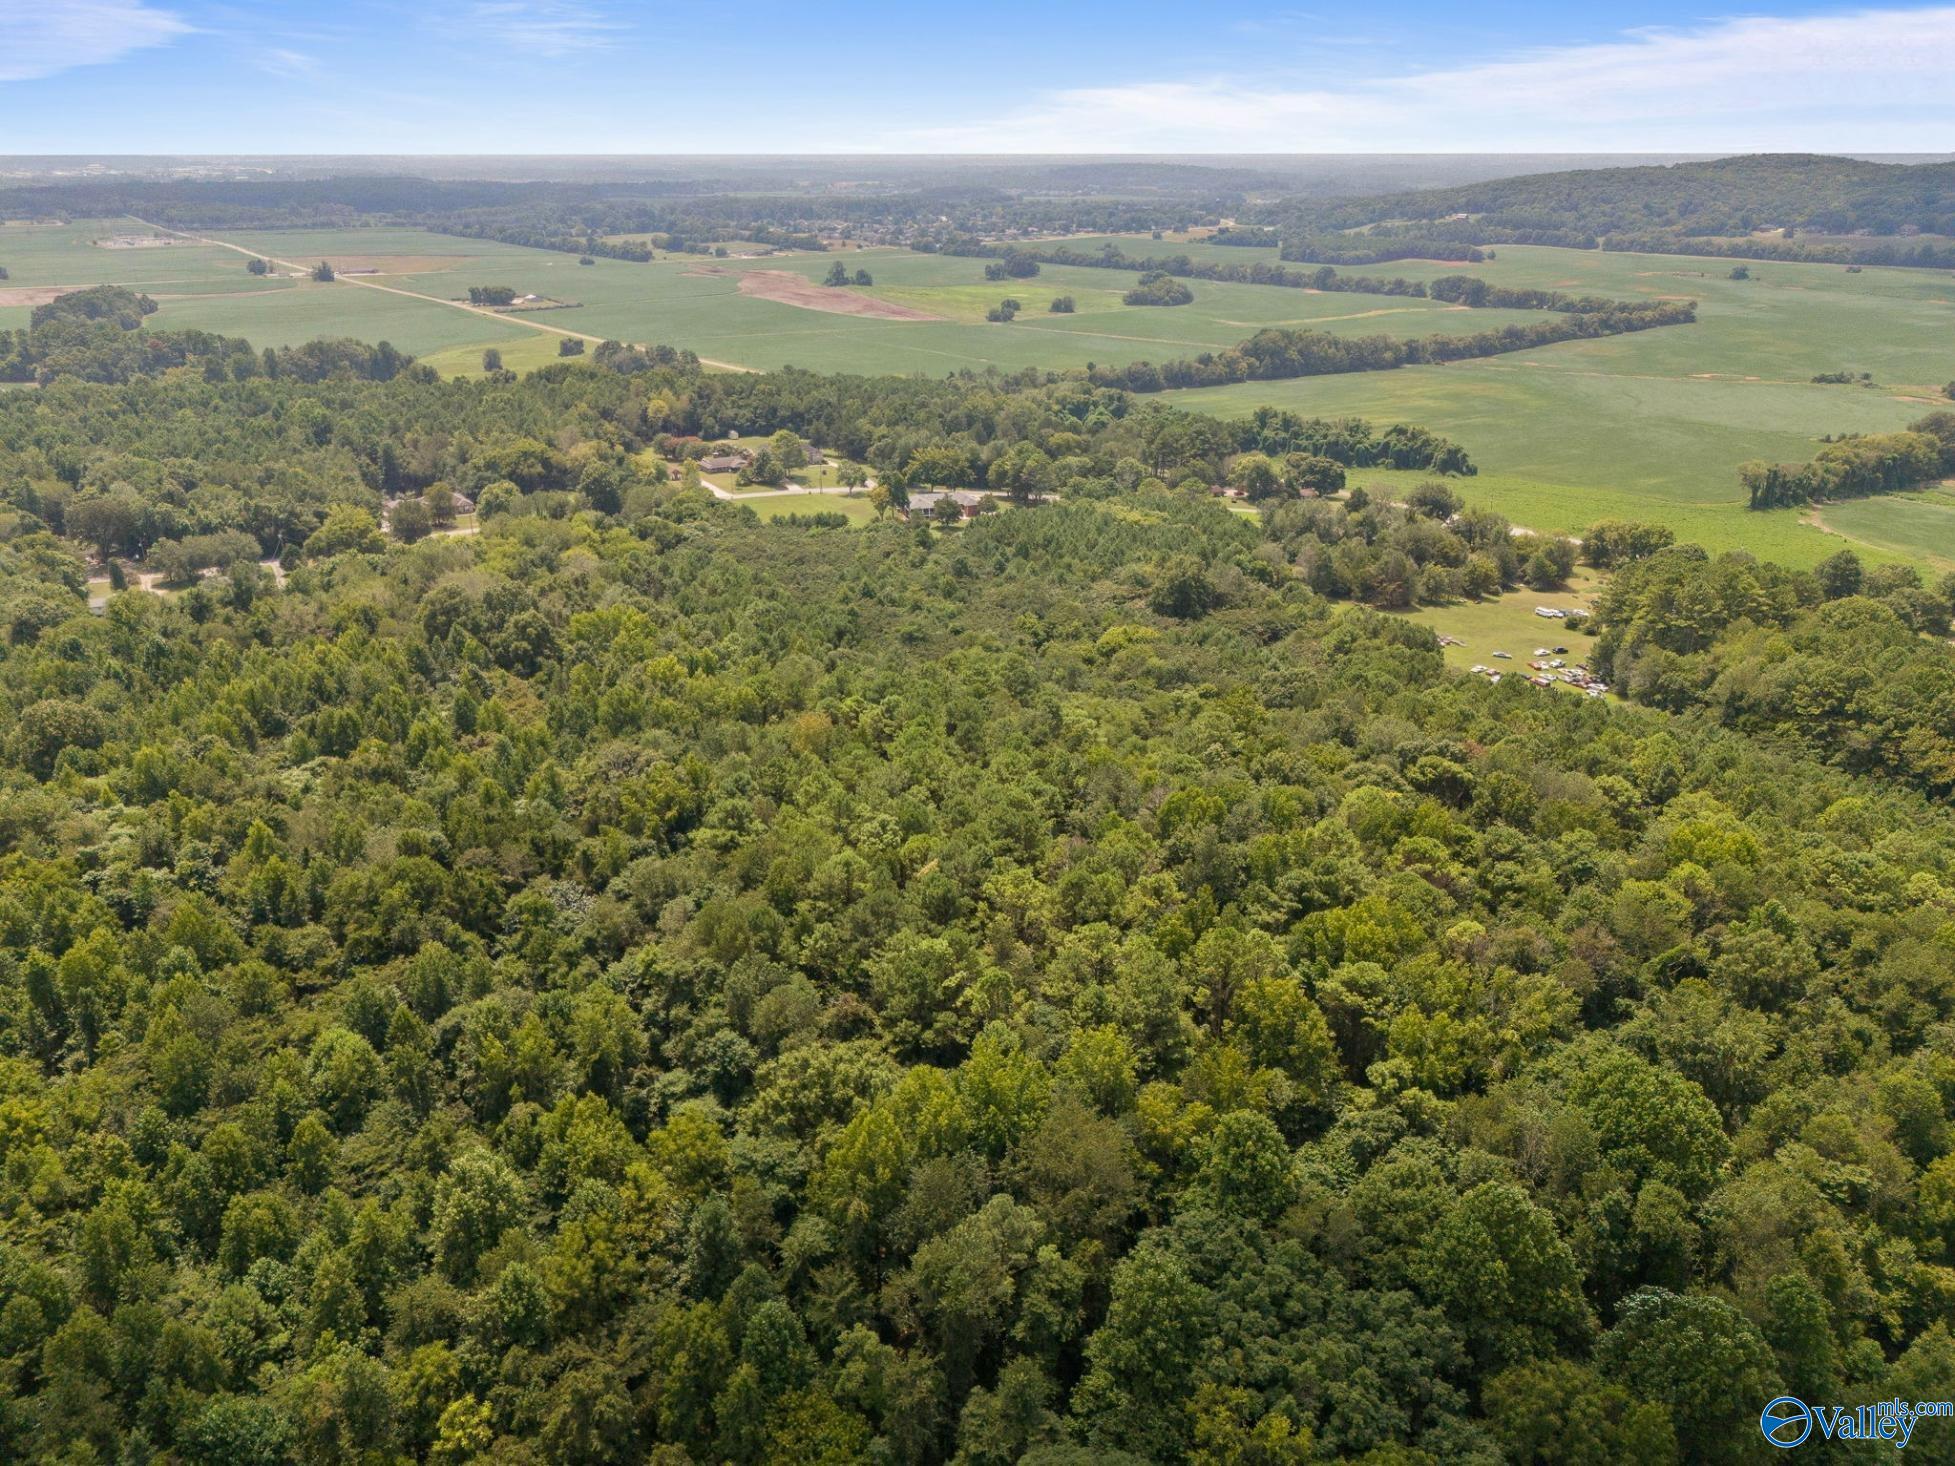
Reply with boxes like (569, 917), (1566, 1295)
(1593, 543), (1955, 796)
(4, 310), (1955, 1465)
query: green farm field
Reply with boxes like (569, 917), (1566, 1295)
(4, 221), (1572, 376)
(1157, 240), (1955, 565)
(1811, 487), (1955, 569)
(9, 220), (1955, 564)
(0, 218), (294, 333)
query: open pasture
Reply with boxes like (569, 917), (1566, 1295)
(418, 331), (587, 378)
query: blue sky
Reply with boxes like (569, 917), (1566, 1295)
(2, 0), (1952, 153)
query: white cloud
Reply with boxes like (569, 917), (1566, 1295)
(889, 5), (1955, 152)
(0, 0), (191, 82)
(258, 47), (317, 77)
(459, 2), (626, 56)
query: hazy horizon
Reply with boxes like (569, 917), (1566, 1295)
(5, 2), (1955, 153)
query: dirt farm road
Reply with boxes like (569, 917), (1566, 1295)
(127, 220), (760, 374)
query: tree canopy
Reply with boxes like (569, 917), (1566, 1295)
(0, 329), (1952, 1464)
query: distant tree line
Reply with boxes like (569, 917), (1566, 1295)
(938, 237), (1468, 293)
(1276, 236), (1492, 266)
(1205, 225), (1280, 246)
(1601, 232), (1955, 270)
(935, 238), (1672, 315)
(1085, 301), (1697, 393)
(983, 250), (1042, 280)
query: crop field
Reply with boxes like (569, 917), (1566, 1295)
(0, 219), (285, 307)
(1812, 486), (1955, 568)
(0, 219), (539, 356)
(384, 242), (1541, 378)
(2, 219), (1560, 377)
(8, 219), (1954, 564)
(1161, 240), (1955, 565)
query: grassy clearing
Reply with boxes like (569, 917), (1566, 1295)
(744, 493), (879, 525)
(420, 333), (590, 378)
(1345, 465), (1909, 569)
(1396, 569), (1607, 682)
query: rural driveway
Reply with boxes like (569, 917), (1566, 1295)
(705, 483), (868, 501)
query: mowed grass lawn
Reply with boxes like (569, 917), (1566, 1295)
(744, 493), (879, 525)
(1396, 568), (1607, 682)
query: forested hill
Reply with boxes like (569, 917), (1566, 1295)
(3, 338), (1955, 1462)
(1258, 154), (1955, 263)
